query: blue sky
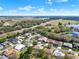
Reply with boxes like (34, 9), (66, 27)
(0, 0), (79, 16)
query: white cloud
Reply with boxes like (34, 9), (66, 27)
(56, 0), (68, 2)
(8, 10), (17, 13)
(50, 9), (55, 11)
(71, 5), (76, 7)
(37, 8), (45, 13)
(46, 0), (68, 5)
(32, 8), (78, 16)
(0, 7), (79, 16)
(0, 6), (3, 10)
(19, 6), (35, 11)
(47, 0), (53, 5)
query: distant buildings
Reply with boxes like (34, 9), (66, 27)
(3, 47), (19, 59)
(66, 24), (79, 30)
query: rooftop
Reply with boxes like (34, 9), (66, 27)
(15, 44), (25, 51)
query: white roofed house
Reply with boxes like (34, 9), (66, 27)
(25, 39), (33, 47)
(0, 55), (9, 59)
(25, 33), (32, 37)
(16, 36), (24, 44)
(63, 42), (73, 48)
(15, 44), (25, 51)
(34, 42), (44, 50)
(53, 47), (65, 58)
(3, 22), (10, 26)
(3, 47), (19, 59)
(34, 42), (44, 55)
(38, 36), (48, 42)
(68, 49), (72, 53)
(16, 36), (24, 39)
(1, 41), (8, 45)
(1, 41), (9, 47)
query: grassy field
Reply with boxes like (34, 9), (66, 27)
(48, 19), (79, 26)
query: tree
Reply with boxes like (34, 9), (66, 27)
(36, 49), (45, 58)
(59, 26), (71, 32)
(20, 53), (30, 59)
(19, 46), (33, 59)
(63, 35), (72, 42)
(58, 22), (62, 26)
(42, 55), (49, 59)
(68, 22), (71, 25)
(9, 51), (20, 59)
(26, 46), (33, 54)
(33, 40), (37, 46)
(0, 38), (6, 43)
(47, 44), (51, 49)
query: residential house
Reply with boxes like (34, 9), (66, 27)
(47, 39), (54, 44)
(3, 47), (19, 59)
(0, 55), (9, 59)
(0, 44), (3, 50)
(44, 48), (53, 55)
(15, 44), (25, 51)
(47, 39), (63, 47)
(8, 38), (18, 44)
(25, 33), (32, 37)
(3, 22), (10, 26)
(16, 36), (24, 44)
(2, 41), (14, 47)
(34, 42), (44, 49)
(53, 48), (65, 57)
(73, 43), (79, 49)
(38, 36), (48, 42)
(25, 39), (33, 47)
(67, 49), (72, 53)
(44, 43), (49, 47)
(16, 36), (24, 39)
(1, 41), (9, 47)
(63, 42), (73, 48)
